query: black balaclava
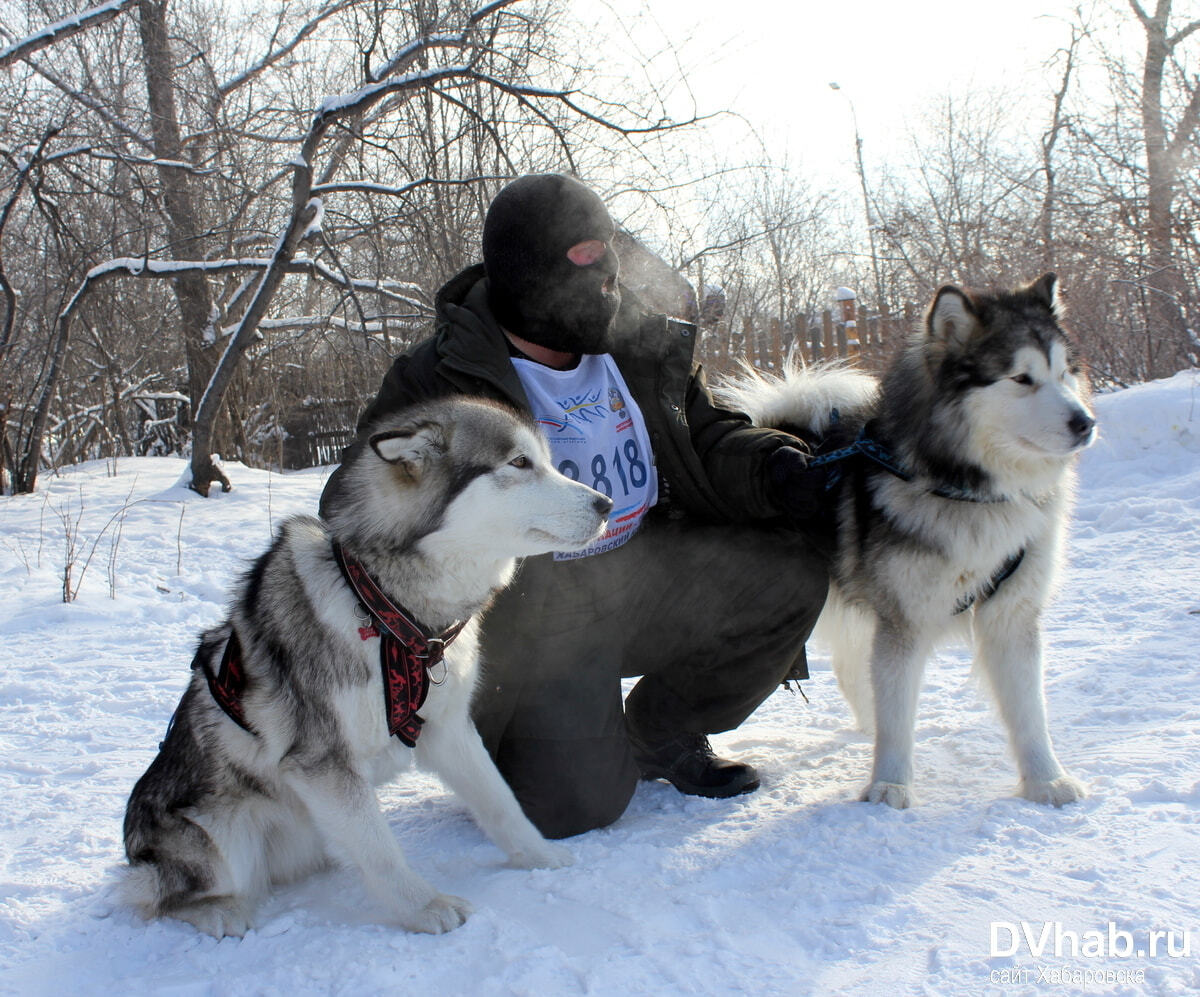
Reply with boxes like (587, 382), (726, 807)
(482, 174), (620, 355)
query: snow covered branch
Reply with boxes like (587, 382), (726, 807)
(62, 255), (430, 324)
(0, 0), (140, 69)
(310, 174), (509, 198)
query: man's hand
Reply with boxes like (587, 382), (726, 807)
(767, 445), (831, 524)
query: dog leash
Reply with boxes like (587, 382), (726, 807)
(808, 415), (1005, 504)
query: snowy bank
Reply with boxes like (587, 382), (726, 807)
(1, 373), (1198, 996)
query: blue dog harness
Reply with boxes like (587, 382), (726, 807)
(808, 426), (1005, 504)
(809, 418), (1026, 614)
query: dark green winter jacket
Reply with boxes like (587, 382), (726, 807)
(320, 264), (797, 523)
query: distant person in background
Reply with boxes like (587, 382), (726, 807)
(321, 174), (831, 838)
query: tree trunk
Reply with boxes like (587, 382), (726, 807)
(1040, 29), (1077, 271)
(1135, 0), (1198, 377)
(136, 0), (228, 492)
(15, 310), (73, 493)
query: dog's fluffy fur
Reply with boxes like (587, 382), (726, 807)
(719, 274), (1095, 808)
(122, 397), (611, 936)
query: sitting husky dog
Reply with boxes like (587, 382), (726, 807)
(719, 274), (1095, 809)
(122, 397), (612, 936)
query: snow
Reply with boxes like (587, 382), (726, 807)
(1, 372), (1198, 995)
(301, 198), (325, 241)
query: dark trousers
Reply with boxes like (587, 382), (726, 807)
(472, 511), (829, 838)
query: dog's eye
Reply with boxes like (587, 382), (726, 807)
(1011, 374), (1035, 387)
(508, 455), (530, 469)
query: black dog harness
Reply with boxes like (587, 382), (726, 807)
(203, 544), (467, 746)
(952, 549), (1026, 615)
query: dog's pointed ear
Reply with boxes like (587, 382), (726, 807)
(1026, 272), (1061, 317)
(369, 421), (445, 479)
(927, 285), (981, 350)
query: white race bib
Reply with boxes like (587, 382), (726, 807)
(512, 353), (658, 559)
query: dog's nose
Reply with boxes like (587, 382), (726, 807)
(1068, 410), (1095, 441)
(593, 494), (614, 517)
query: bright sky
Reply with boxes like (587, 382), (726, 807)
(580, 0), (1105, 183)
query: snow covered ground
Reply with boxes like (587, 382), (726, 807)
(1, 372), (1198, 996)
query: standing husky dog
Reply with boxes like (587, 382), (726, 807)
(123, 397), (611, 936)
(719, 274), (1094, 809)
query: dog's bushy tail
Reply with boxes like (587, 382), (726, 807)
(715, 359), (879, 436)
(118, 862), (168, 920)
(119, 807), (221, 922)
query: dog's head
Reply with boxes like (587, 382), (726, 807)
(896, 274), (1095, 488)
(330, 397), (611, 561)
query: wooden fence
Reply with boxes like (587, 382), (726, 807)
(279, 398), (365, 470)
(698, 300), (919, 375)
(278, 299), (920, 469)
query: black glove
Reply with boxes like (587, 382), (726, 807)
(767, 445), (832, 525)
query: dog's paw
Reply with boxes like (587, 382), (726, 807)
(169, 897), (254, 938)
(862, 781), (917, 809)
(400, 893), (473, 934)
(1020, 774), (1088, 807)
(508, 841), (574, 870)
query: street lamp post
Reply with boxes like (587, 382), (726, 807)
(829, 82), (884, 311)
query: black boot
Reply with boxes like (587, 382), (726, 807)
(628, 729), (759, 799)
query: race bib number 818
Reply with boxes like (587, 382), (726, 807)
(511, 353), (658, 559)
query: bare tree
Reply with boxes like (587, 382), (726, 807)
(135, 0), (223, 485)
(0, 0), (696, 494)
(871, 91), (1042, 304)
(664, 160), (841, 370)
(1128, 0), (1200, 374)
(1039, 24), (1082, 270)
(1058, 0), (1200, 379)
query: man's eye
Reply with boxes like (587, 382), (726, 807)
(1011, 374), (1035, 386)
(509, 455), (530, 469)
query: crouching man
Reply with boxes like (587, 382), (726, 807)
(321, 174), (830, 838)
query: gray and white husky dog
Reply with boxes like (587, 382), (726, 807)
(122, 397), (611, 937)
(719, 274), (1095, 809)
